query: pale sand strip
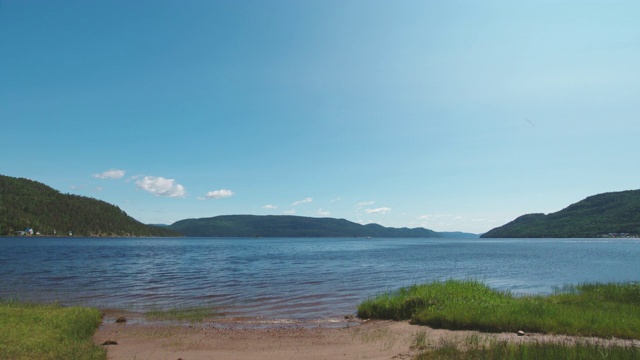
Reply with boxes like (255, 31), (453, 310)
(94, 319), (640, 360)
(95, 320), (425, 360)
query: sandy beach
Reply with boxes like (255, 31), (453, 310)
(94, 319), (420, 360)
(94, 316), (638, 360)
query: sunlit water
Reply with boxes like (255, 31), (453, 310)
(1, 237), (639, 325)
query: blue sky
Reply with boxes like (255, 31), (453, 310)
(2, 0), (639, 233)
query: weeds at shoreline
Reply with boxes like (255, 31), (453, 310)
(0, 300), (105, 360)
(357, 279), (640, 340)
(414, 336), (640, 360)
(411, 330), (428, 350)
(351, 325), (398, 351)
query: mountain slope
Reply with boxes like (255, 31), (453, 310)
(0, 175), (179, 237)
(169, 215), (446, 238)
(481, 190), (640, 238)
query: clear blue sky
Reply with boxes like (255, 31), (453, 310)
(2, 0), (639, 233)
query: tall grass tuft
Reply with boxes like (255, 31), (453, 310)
(357, 279), (640, 339)
(358, 279), (508, 321)
(0, 300), (106, 360)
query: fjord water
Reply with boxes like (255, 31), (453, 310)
(1, 237), (639, 325)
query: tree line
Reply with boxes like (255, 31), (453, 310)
(481, 190), (640, 238)
(0, 175), (179, 237)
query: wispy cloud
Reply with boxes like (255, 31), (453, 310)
(92, 169), (125, 179)
(330, 197), (342, 203)
(283, 209), (296, 215)
(365, 207), (391, 214)
(135, 176), (186, 198)
(356, 201), (375, 208)
(198, 189), (234, 200)
(263, 204), (277, 209)
(317, 208), (330, 216)
(420, 214), (465, 221)
(126, 175), (142, 183)
(291, 197), (313, 206)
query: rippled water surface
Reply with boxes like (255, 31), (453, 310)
(1, 237), (639, 324)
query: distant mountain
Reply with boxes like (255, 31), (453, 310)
(168, 214), (477, 238)
(148, 224), (171, 228)
(482, 190), (640, 238)
(0, 174), (180, 237)
(438, 231), (480, 239)
(0, 174), (479, 239)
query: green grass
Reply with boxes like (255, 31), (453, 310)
(357, 279), (640, 339)
(144, 305), (220, 322)
(0, 300), (106, 360)
(415, 337), (640, 360)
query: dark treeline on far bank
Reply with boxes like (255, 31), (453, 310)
(482, 190), (640, 238)
(0, 175), (178, 237)
(5, 173), (640, 239)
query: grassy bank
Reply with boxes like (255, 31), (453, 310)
(0, 300), (106, 360)
(357, 279), (640, 339)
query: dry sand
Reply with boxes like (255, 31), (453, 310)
(95, 319), (421, 360)
(94, 316), (640, 360)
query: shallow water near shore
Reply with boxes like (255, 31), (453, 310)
(1, 237), (639, 326)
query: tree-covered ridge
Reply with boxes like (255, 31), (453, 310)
(0, 175), (179, 237)
(481, 190), (640, 238)
(169, 214), (446, 238)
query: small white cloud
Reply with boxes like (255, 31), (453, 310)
(356, 201), (375, 208)
(330, 197), (342, 203)
(291, 197), (313, 206)
(92, 169), (126, 179)
(283, 209), (296, 215)
(263, 204), (277, 209)
(365, 207), (391, 215)
(126, 175), (142, 182)
(135, 176), (186, 198)
(418, 215), (432, 220)
(317, 208), (330, 216)
(201, 189), (234, 200)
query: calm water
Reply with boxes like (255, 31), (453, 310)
(1, 237), (639, 325)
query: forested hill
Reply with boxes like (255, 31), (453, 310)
(481, 190), (640, 238)
(0, 175), (179, 237)
(169, 215), (451, 238)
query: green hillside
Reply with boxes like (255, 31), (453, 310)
(0, 175), (179, 237)
(169, 214), (446, 238)
(481, 190), (640, 238)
